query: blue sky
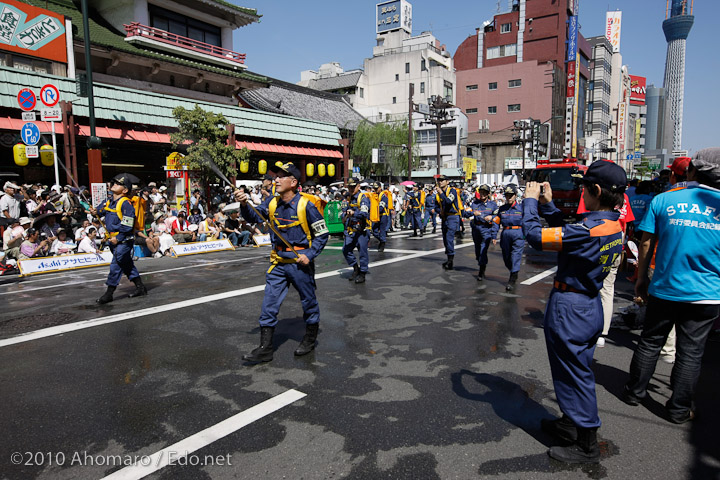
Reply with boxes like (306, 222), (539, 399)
(234, 1), (716, 155)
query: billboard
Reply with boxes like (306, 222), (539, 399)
(567, 15), (578, 62)
(0, 0), (67, 63)
(605, 11), (622, 53)
(566, 60), (576, 98)
(376, 0), (412, 34)
(629, 75), (647, 105)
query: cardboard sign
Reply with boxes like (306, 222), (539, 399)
(18, 251), (113, 276)
(170, 238), (234, 257)
(253, 234), (271, 246)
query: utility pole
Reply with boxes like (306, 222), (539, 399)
(426, 95), (453, 176)
(408, 83), (414, 180)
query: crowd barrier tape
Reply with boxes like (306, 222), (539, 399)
(170, 239), (235, 257)
(18, 252), (114, 277)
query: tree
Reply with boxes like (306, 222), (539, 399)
(170, 105), (249, 180)
(351, 120), (421, 177)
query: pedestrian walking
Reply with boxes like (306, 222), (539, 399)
(406, 183), (424, 237)
(342, 177), (371, 284)
(463, 184), (498, 280)
(434, 175), (462, 270)
(523, 160), (628, 464)
(371, 181), (392, 252)
(493, 184), (524, 291)
(623, 148), (720, 424)
(235, 162), (329, 363)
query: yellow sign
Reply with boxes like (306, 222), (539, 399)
(166, 152), (184, 169)
(463, 157), (477, 181)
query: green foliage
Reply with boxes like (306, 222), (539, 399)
(170, 105), (249, 179)
(351, 120), (421, 176)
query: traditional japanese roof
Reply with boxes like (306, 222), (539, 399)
(306, 71), (363, 92)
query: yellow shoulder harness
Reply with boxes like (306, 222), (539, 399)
(268, 195), (312, 247)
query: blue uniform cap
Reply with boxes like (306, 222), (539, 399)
(583, 161), (627, 193)
(346, 177), (360, 187)
(270, 161), (302, 179)
(477, 184), (491, 192)
(504, 184), (518, 195)
(112, 174), (132, 191)
(371, 181), (382, 189)
(435, 175), (448, 181)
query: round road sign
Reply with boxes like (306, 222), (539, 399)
(40, 84), (60, 107)
(17, 88), (36, 111)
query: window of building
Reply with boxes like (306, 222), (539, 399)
(421, 59), (427, 71)
(488, 106), (497, 114)
(466, 108), (478, 114)
(358, 87), (364, 98)
(501, 23), (512, 33)
(508, 79), (521, 88)
(466, 84), (478, 91)
(6, 54), (51, 74)
(487, 43), (517, 59)
(488, 82), (497, 90)
(443, 81), (453, 100)
(150, 5), (221, 47)
(405, 62), (410, 74)
(392, 97), (397, 104)
(420, 82), (425, 93)
(440, 127), (456, 146)
(508, 104), (521, 112)
(417, 130), (437, 144)
(395, 74), (399, 81)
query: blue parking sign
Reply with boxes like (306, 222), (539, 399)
(634, 152), (641, 159)
(21, 122), (40, 146)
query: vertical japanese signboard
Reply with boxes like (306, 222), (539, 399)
(605, 11), (622, 54)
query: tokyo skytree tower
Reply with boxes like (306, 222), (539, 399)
(662, 0), (694, 151)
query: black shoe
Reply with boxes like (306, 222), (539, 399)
(667, 409), (695, 424)
(243, 327), (275, 363)
(506, 272), (518, 291)
(349, 264), (360, 281)
(541, 415), (577, 443)
(621, 387), (641, 406)
(411, 231), (418, 237)
(442, 256), (454, 270)
(128, 278), (147, 298)
(378, 242), (385, 252)
(355, 272), (366, 284)
(477, 265), (486, 281)
(96, 286), (116, 304)
(432, 227), (436, 233)
(548, 427), (600, 464)
(294, 323), (319, 356)
(419, 230), (424, 237)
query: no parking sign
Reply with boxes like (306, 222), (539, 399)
(17, 88), (36, 111)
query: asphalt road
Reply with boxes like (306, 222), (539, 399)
(1, 227), (718, 480)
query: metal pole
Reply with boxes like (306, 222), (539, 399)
(521, 120), (526, 178)
(51, 120), (60, 187)
(408, 83), (414, 181)
(436, 118), (441, 176)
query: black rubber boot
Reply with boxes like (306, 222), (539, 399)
(411, 230), (417, 237)
(349, 264), (360, 281)
(548, 427), (600, 464)
(419, 229), (424, 237)
(243, 326), (275, 363)
(442, 255), (454, 270)
(378, 242), (385, 252)
(355, 272), (366, 284)
(96, 285), (116, 304)
(506, 271), (518, 291)
(541, 414), (577, 443)
(477, 265), (486, 281)
(128, 277), (148, 298)
(432, 226), (436, 233)
(294, 323), (320, 356)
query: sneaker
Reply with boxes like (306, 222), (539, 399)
(153, 252), (162, 258)
(596, 337), (606, 348)
(660, 355), (675, 364)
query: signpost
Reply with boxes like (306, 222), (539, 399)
(17, 88), (36, 111)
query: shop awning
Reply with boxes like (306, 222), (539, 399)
(236, 140), (343, 159)
(0, 117), (343, 158)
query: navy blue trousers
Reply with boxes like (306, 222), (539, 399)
(107, 240), (139, 287)
(441, 215), (460, 256)
(258, 261), (319, 327)
(372, 216), (390, 242)
(410, 209), (423, 231)
(500, 229), (524, 273)
(343, 230), (369, 273)
(544, 290), (603, 428)
(471, 228), (493, 266)
(423, 209), (436, 229)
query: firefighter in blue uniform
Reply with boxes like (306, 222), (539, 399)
(406, 183), (424, 237)
(493, 184), (524, 291)
(93, 174), (147, 304)
(435, 175), (462, 270)
(235, 162), (329, 363)
(343, 177), (371, 284)
(463, 184), (498, 280)
(523, 161), (627, 464)
(423, 185), (437, 233)
(371, 181), (392, 252)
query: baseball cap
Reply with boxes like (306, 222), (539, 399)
(346, 177), (360, 187)
(4, 181), (20, 190)
(159, 185), (167, 191)
(270, 161), (302, 179)
(691, 147), (720, 184)
(670, 156), (691, 177)
(19, 217), (32, 226)
(477, 184), (491, 192)
(504, 184), (518, 195)
(371, 181), (382, 189)
(148, 182), (157, 187)
(583, 161), (627, 193)
(111, 174), (132, 190)
(435, 174), (448, 181)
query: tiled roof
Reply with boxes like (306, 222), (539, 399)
(239, 78), (367, 131)
(307, 71), (363, 92)
(204, 0), (260, 18)
(19, 0), (267, 84)
(0, 67), (341, 146)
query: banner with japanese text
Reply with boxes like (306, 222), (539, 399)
(18, 252), (113, 276)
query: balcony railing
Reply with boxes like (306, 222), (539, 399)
(124, 22), (246, 65)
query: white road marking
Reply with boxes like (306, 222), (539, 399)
(520, 266), (558, 285)
(391, 234), (410, 239)
(323, 246), (420, 254)
(0, 255), (267, 296)
(0, 243), (473, 348)
(407, 233), (439, 240)
(101, 389), (306, 480)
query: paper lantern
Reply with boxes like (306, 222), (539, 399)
(328, 163), (336, 177)
(13, 144), (28, 166)
(318, 163), (326, 177)
(40, 145), (54, 166)
(306, 163), (314, 177)
(240, 160), (249, 174)
(258, 159), (267, 175)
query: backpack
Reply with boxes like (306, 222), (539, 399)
(358, 192), (380, 224)
(300, 192), (326, 218)
(268, 195), (314, 247)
